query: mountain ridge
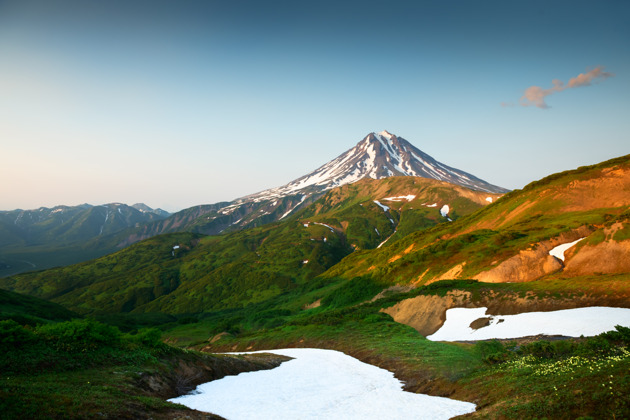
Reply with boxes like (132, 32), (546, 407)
(116, 131), (508, 244)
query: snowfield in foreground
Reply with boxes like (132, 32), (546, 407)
(427, 306), (630, 341)
(168, 348), (476, 420)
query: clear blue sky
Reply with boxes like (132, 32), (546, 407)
(1, 0), (628, 212)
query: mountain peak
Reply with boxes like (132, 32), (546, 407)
(242, 131), (508, 203)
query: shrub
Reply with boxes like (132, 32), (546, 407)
(0, 319), (38, 347)
(129, 328), (163, 348)
(600, 325), (630, 344)
(36, 318), (122, 352)
(476, 340), (510, 364)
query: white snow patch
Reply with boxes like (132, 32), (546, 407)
(279, 208), (295, 220)
(169, 348), (476, 419)
(314, 222), (335, 232)
(427, 306), (630, 341)
(378, 230), (397, 248)
(373, 200), (390, 212)
(383, 195), (416, 202)
(485, 197), (493, 203)
(51, 208), (64, 214)
(303, 260), (309, 264)
(424, 203), (438, 208)
(303, 223), (309, 228)
(232, 218), (242, 225)
(440, 205), (450, 217)
(173, 245), (180, 250)
(374, 227), (380, 235)
(549, 238), (585, 262)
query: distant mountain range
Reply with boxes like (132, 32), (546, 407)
(0, 131), (507, 276)
(0, 203), (169, 276)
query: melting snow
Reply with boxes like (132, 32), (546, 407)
(427, 307), (630, 341)
(373, 200), (390, 212)
(374, 227), (380, 235)
(383, 195), (416, 202)
(303, 223), (309, 228)
(314, 222), (335, 232)
(377, 230), (397, 248)
(485, 197), (493, 203)
(549, 238), (585, 262)
(173, 245), (180, 250)
(424, 203), (438, 208)
(440, 205), (450, 217)
(169, 348), (476, 420)
(303, 260), (309, 264)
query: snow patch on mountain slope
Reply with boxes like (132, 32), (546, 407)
(169, 348), (476, 419)
(428, 307), (630, 341)
(549, 238), (585, 261)
(373, 201), (390, 212)
(384, 195), (416, 202)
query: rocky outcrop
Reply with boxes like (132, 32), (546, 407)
(473, 226), (593, 283)
(381, 291), (473, 336)
(136, 352), (290, 400)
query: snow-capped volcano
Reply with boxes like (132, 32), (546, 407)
(244, 130), (508, 201)
(118, 131), (508, 241)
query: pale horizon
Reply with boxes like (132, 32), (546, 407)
(1, 0), (628, 213)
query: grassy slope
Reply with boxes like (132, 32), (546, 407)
(1, 157), (629, 418)
(0, 288), (78, 325)
(0, 177), (493, 315)
(324, 154), (630, 285)
(0, 318), (288, 420)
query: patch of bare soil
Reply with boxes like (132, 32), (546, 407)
(563, 240), (630, 276)
(469, 317), (492, 330)
(303, 299), (322, 309)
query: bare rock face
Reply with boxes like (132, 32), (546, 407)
(564, 240), (630, 276)
(474, 250), (563, 284)
(381, 291), (473, 336)
(473, 227), (593, 283)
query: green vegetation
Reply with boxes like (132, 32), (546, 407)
(0, 288), (77, 326)
(0, 176), (490, 315)
(1, 155), (629, 418)
(0, 317), (285, 419)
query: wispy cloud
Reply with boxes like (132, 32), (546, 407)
(515, 66), (614, 109)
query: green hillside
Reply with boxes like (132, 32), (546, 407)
(1, 157), (630, 419)
(325, 154), (630, 286)
(0, 288), (77, 325)
(0, 177), (494, 315)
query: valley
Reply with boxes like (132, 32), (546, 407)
(1, 133), (629, 419)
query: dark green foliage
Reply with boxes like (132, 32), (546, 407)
(475, 340), (510, 364)
(321, 276), (385, 308)
(36, 318), (122, 351)
(0, 319), (170, 376)
(0, 319), (37, 347)
(0, 288), (77, 325)
(600, 325), (630, 344)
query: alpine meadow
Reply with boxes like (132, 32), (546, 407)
(1, 1), (630, 419)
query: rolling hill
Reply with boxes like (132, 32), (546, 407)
(0, 176), (498, 315)
(0, 203), (170, 277)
